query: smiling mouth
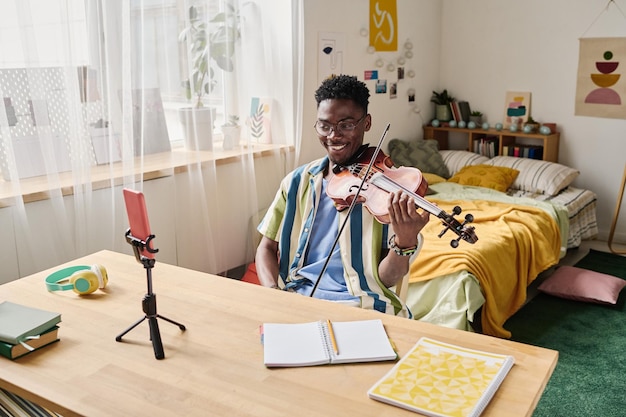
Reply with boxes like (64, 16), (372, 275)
(326, 142), (348, 151)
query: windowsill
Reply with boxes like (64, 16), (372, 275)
(0, 142), (293, 208)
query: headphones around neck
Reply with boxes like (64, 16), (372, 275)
(45, 264), (108, 295)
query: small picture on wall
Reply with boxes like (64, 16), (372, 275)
(390, 82), (397, 99)
(376, 79), (387, 94)
(364, 70), (378, 80)
(503, 91), (531, 129)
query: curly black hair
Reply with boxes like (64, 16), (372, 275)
(314, 74), (370, 114)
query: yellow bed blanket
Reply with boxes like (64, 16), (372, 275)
(409, 186), (563, 338)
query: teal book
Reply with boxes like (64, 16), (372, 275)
(0, 301), (61, 345)
(0, 326), (60, 360)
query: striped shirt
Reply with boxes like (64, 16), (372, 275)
(258, 156), (411, 318)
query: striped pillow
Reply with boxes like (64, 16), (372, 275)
(439, 150), (490, 177)
(486, 156), (579, 196)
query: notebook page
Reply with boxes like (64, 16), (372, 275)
(263, 321), (330, 367)
(329, 319), (397, 364)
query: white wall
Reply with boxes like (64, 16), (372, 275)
(300, 0), (626, 243)
(300, 0), (442, 162)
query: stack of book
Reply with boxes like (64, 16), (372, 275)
(0, 301), (61, 360)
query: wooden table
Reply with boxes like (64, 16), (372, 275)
(0, 250), (557, 416)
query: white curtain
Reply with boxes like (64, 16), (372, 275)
(0, 0), (303, 282)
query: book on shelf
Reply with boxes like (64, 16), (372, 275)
(450, 101), (462, 122)
(473, 136), (499, 158)
(262, 319), (397, 367)
(368, 337), (515, 417)
(458, 101), (471, 122)
(0, 301), (61, 345)
(0, 326), (60, 360)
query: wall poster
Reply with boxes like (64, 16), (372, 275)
(575, 37), (626, 119)
(503, 91), (531, 129)
(369, 0), (397, 52)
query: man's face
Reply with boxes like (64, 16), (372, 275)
(316, 98), (371, 166)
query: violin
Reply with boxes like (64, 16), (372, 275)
(326, 145), (478, 247)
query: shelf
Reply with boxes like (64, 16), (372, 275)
(423, 125), (560, 162)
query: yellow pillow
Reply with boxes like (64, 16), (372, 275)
(447, 165), (519, 192)
(422, 172), (446, 185)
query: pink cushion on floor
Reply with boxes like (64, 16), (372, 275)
(538, 265), (626, 305)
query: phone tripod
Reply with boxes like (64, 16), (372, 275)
(116, 229), (186, 359)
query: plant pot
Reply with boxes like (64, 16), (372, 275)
(179, 107), (214, 151)
(469, 115), (483, 125)
(435, 104), (452, 122)
(221, 125), (241, 150)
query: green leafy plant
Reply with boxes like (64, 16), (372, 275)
(223, 114), (239, 127)
(471, 110), (483, 117)
(179, 2), (241, 108)
(430, 89), (454, 105)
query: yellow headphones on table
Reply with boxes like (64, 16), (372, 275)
(45, 264), (108, 295)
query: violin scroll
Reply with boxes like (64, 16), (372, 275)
(436, 206), (478, 248)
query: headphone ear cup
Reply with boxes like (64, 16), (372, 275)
(70, 271), (100, 295)
(90, 264), (108, 289)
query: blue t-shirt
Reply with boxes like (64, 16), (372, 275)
(292, 179), (359, 302)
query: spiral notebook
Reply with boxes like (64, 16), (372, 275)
(262, 319), (397, 367)
(368, 337), (515, 417)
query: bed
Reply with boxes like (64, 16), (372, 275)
(388, 140), (599, 338)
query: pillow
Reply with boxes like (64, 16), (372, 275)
(438, 150), (490, 176)
(447, 165), (519, 192)
(388, 139), (449, 178)
(538, 265), (626, 305)
(486, 156), (579, 196)
(422, 172), (446, 185)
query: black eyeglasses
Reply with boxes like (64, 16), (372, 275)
(313, 114), (367, 136)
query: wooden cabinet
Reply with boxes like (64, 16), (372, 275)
(423, 125), (560, 162)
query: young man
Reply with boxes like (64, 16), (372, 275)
(255, 75), (429, 317)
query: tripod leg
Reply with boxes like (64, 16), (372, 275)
(157, 314), (187, 331)
(116, 316), (147, 342)
(148, 316), (165, 360)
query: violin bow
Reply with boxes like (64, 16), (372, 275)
(309, 124), (390, 298)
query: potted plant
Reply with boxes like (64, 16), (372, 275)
(430, 89), (454, 121)
(523, 115), (539, 133)
(221, 114), (241, 150)
(469, 110), (483, 125)
(178, 2), (240, 150)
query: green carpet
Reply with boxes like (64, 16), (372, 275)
(505, 249), (626, 417)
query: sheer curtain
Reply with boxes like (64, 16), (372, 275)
(0, 0), (303, 282)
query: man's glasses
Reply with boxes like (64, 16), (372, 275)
(314, 114), (367, 137)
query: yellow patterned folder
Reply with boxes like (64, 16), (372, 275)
(368, 337), (515, 417)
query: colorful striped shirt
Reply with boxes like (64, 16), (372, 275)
(258, 156), (411, 318)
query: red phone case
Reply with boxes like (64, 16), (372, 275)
(123, 188), (156, 259)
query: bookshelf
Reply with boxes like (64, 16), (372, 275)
(423, 125), (560, 162)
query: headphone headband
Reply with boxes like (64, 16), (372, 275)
(45, 265), (92, 291)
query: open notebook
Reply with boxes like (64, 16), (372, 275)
(262, 319), (397, 367)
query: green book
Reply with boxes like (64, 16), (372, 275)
(0, 301), (61, 345)
(0, 326), (60, 360)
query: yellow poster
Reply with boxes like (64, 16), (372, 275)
(369, 0), (397, 52)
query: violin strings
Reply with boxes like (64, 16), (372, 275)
(372, 174), (441, 216)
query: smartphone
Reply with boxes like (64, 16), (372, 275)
(123, 188), (157, 259)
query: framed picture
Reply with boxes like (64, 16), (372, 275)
(503, 91), (531, 129)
